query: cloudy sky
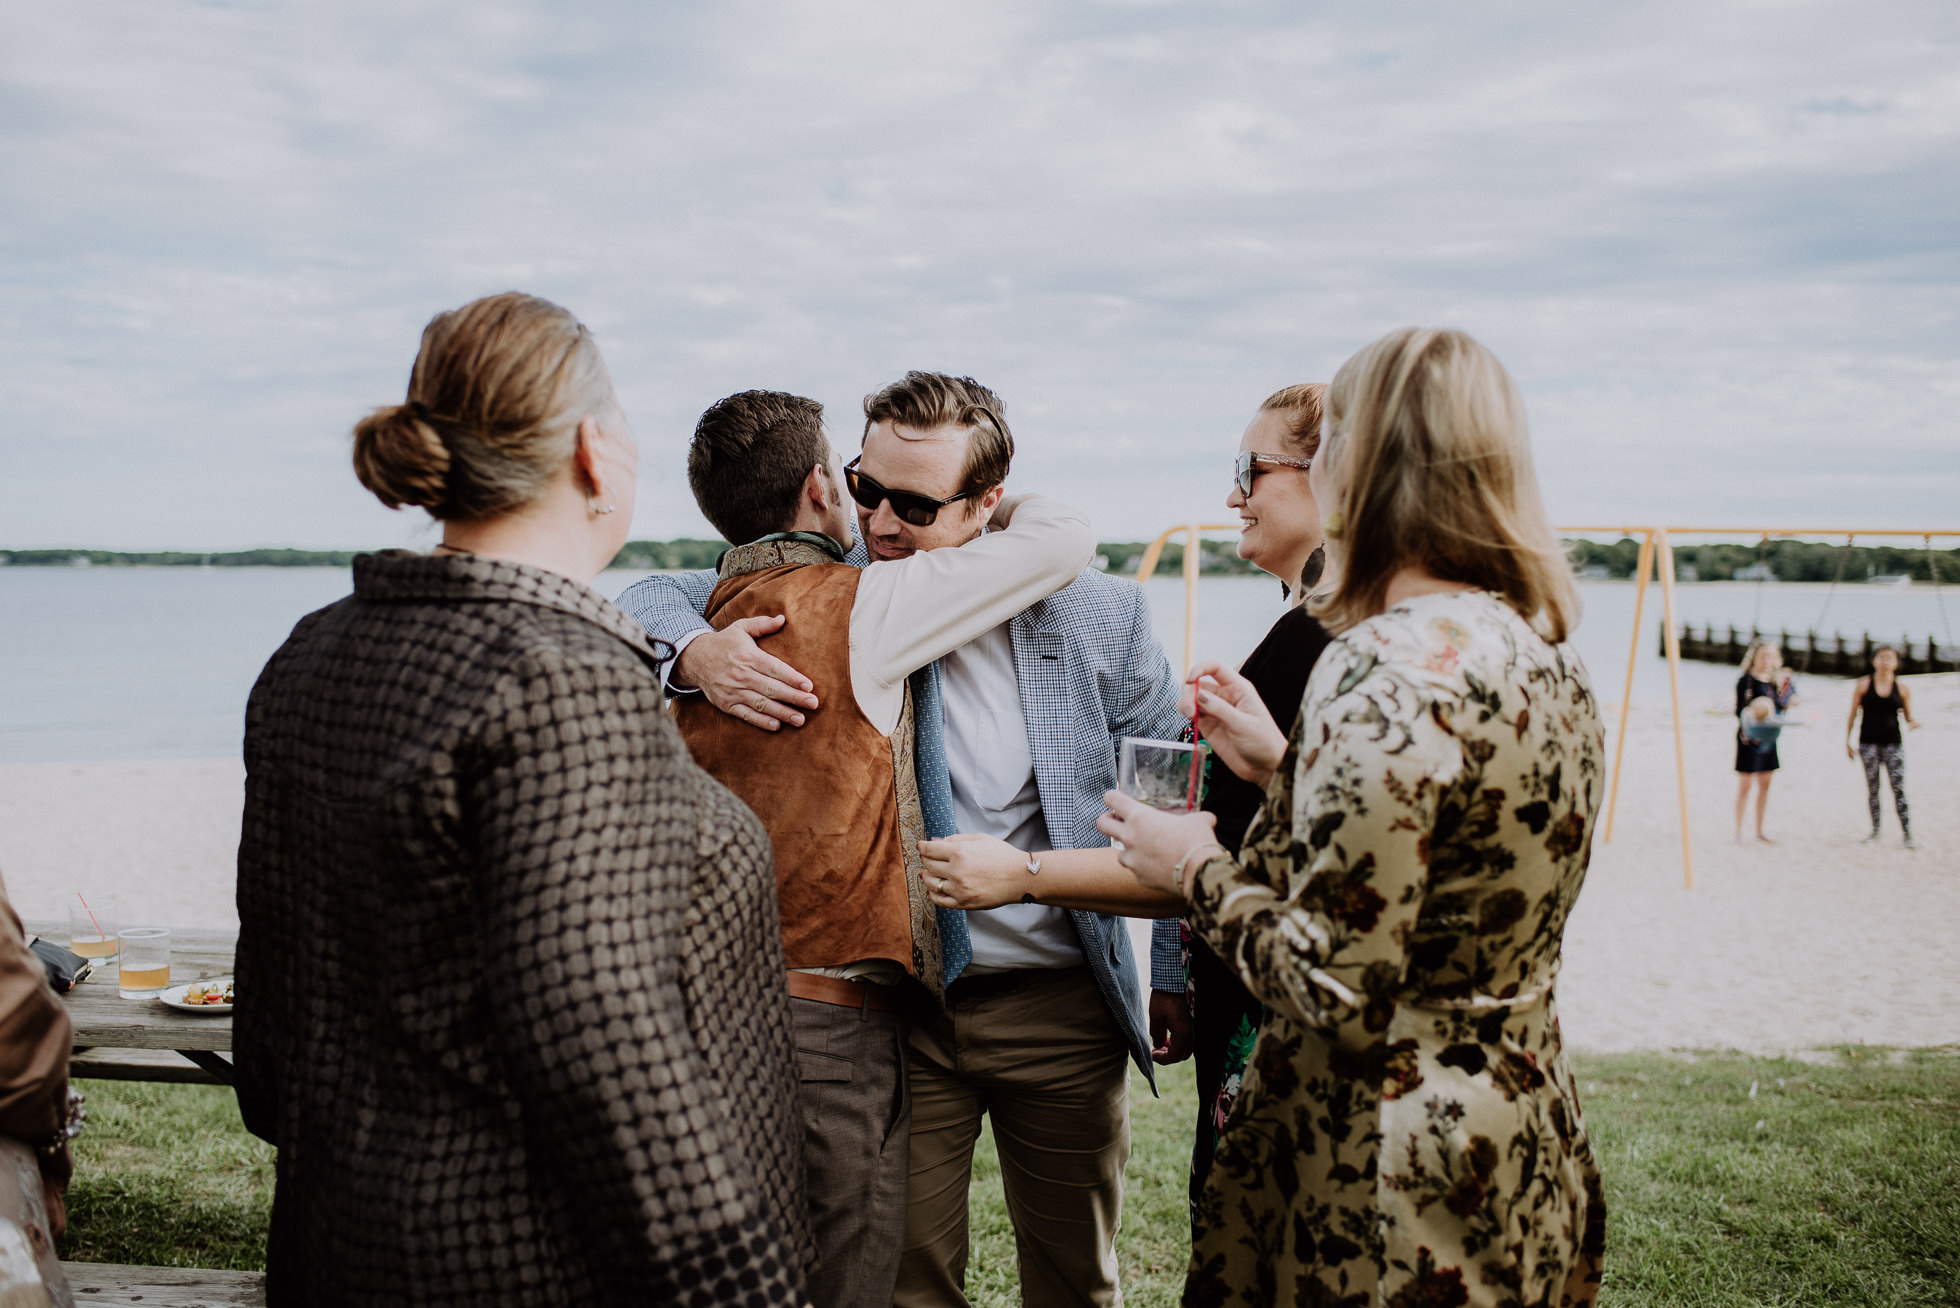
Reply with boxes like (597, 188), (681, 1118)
(2, 1), (1955, 550)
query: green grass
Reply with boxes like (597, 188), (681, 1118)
(63, 1080), (273, 1269)
(1577, 1047), (1960, 1308)
(68, 1048), (1960, 1306)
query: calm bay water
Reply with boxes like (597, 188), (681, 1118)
(2, 565), (1953, 764)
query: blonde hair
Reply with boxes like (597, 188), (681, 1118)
(1740, 640), (1782, 674)
(1258, 383), (1327, 461)
(352, 292), (612, 520)
(1311, 328), (1578, 642)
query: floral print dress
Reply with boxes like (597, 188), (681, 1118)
(1184, 591), (1607, 1308)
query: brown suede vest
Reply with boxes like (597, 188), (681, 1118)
(674, 539), (941, 1000)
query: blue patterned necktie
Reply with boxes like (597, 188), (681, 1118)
(911, 659), (972, 985)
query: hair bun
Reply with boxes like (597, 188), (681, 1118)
(353, 403), (452, 511)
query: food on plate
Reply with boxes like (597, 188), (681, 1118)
(182, 981), (234, 1006)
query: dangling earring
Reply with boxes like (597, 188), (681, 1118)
(589, 496), (616, 516)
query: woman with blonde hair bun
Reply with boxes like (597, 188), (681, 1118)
(1104, 327), (1607, 1307)
(235, 292), (812, 1305)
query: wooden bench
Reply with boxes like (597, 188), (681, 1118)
(70, 1047), (229, 1085)
(64, 1262), (265, 1306)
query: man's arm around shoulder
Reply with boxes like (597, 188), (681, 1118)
(849, 494), (1095, 728)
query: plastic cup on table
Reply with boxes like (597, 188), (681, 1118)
(117, 928), (171, 999)
(69, 897), (120, 965)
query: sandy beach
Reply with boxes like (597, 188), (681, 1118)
(3, 673), (1955, 1054)
(1555, 670), (1959, 1053)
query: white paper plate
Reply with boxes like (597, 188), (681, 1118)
(158, 979), (233, 1014)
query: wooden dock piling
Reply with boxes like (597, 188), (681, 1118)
(1666, 625), (1958, 675)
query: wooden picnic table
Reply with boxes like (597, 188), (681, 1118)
(29, 923), (238, 1086)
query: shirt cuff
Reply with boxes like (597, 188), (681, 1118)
(1149, 916), (1186, 993)
(660, 628), (710, 695)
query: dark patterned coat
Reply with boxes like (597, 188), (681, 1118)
(234, 551), (811, 1306)
(1184, 591), (1607, 1308)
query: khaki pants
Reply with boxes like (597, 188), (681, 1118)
(894, 967), (1131, 1308)
(791, 996), (911, 1308)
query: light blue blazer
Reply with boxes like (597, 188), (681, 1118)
(617, 542), (1187, 1085)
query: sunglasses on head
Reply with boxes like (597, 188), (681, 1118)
(843, 456), (977, 527)
(1234, 450), (1313, 498)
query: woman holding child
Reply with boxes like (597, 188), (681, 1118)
(1104, 328), (1608, 1307)
(1734, 640), (1797, 844)
(234, 293), (811, 1305)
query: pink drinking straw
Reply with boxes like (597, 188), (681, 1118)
(1185, 704), (1204, 812)
(77, 892), (106, 942)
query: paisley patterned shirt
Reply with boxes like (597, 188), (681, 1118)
(1185, 589), (1608, 1308)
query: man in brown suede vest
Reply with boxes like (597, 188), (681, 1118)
(665, 390), (1093, 1308)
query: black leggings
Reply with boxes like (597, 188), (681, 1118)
(1859, 743), (1909, 835)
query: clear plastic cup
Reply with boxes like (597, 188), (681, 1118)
(69, 898), (120, 965)
(1117, 736), (1208, 813)
(117, 928), (171, 998)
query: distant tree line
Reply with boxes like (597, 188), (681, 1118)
(0, 548), (364, 567)
(607, 539), (730, 571)
(1564, 537), (1960, 583)
(10, 537), (1953, 584)
(1, 538), (1265, 575)
(1096, 539), (1261, 576)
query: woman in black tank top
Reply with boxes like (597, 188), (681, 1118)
(1845, 646), (1920, 848)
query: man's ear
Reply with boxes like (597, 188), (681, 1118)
(976, 484), (1006, 518)
(804, 462), (833, 510)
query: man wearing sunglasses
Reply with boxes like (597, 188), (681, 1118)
(622, 371), (1187, 1308)
(630, 387), (1096, 1308)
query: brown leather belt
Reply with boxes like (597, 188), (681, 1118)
(786, 970), (901, 1012)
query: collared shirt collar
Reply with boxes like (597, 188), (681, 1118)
(717, 531), (847, 579)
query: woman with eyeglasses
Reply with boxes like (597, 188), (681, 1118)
(1143, 384), (1339, 1221)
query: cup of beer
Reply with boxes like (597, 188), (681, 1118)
(118, 928), (171, 998)
(69, 898), (120, 965)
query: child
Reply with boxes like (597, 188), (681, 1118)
(1740, 695), (1783, 745)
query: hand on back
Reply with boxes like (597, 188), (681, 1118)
(674, 614), (819, 731)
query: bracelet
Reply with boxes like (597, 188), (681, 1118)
(1171, 841), (1225, 896)
(39, 1087), (84, 1159)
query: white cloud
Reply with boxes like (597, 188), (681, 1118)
(1, 0), (1955, 549)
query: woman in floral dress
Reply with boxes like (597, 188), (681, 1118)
(1103, 327), (1606, 1308)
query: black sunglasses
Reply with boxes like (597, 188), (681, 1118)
(1234, 450), (1313, 498)
(843, 456), (977, 527)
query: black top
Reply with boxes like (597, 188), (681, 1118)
(1735, 673), (1778, 717)
(1203, 604), (1335, 851)
(1859, 678), (1904, 746)
(1734, 673), (1789, 736)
